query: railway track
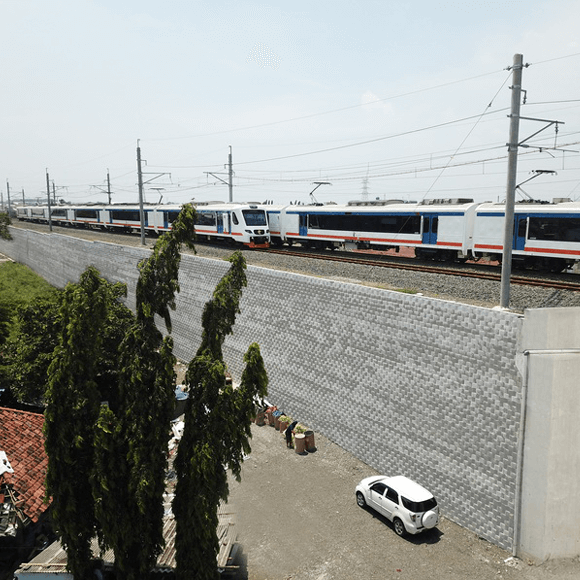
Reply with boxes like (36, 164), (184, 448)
(260, 247), (580, 292)
(10, 221), (580, 294)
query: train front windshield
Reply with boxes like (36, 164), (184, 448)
(242, 210), (267, 226)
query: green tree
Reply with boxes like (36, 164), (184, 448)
(173, 251), (268, 580)
(92, 204), (197, 580)
(5, 285), (133, 405)
(44, 267), (129, 580)
(0, 211), (11, 240)
(6, 293), (63, 403)
(0, 301), (11, 400)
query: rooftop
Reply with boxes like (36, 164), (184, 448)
(0, 406), (49, 525)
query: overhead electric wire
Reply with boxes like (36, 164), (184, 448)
(420, 68), (513, 199)
(144, 69), (507, 142)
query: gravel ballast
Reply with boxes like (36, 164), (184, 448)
(10, 222), (580, 313)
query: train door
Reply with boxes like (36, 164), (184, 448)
(216, 212), (224, 234)
(513, 215), (527, 251)
(299, 213), (308, 237)
(422, 215), (438, 245)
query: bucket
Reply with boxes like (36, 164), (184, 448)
(255, 411), (265, 426)
(304, 430), (316, 452)
(294, 433), (307, 454)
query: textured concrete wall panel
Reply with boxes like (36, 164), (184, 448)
(0, 229), (523, 550)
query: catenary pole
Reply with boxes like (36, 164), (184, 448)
(46, 169), (53, 232)
(500, 53), (524, 309)
(228, 145), (233, 202)
(107, 170), (112, 205)
(137, 141), (145, 246)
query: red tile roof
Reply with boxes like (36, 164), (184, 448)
(0, 407), (49, 522)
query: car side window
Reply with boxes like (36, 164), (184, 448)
(385, 487), (399, 503)
(370, 482), (387, 495)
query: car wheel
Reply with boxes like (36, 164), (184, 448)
(356, 492), (366, 508)
(393, 518), (406, 537)
(422, 510), (438, 529)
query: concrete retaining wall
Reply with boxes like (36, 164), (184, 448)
(517, 310), (580, 561)
(0, 228), (526, 550)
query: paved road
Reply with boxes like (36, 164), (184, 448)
(227, 422), (579, 580)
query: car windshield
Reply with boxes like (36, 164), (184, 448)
(242, 210), (267, 226)
(401, 496), (437, 513)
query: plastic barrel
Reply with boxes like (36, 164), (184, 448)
(304, 430), (316, 452)
(294, 433), (307, 454)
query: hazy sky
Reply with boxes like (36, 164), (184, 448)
(2, 0), (580, 206)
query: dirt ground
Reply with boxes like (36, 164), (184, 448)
(226, 422), (580, 580)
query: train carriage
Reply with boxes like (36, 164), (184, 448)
(190, 202), (269, 247)
(15, 201), (270, 248)
(472, 201), (580, 272)
(267, 199), (478, 261)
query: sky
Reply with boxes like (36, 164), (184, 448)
(1, 0), (580, 207)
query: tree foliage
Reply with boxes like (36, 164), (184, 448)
(0, 301), (11, 401)
(4, 284), (133, 405)
(39, 203), (267, 579)
(91, 203), (197, 579)
(44, 266), (129, 580)
(0, 211), (11, 240)
(5, 294), (62, 403)
(173, 251), (268, 580)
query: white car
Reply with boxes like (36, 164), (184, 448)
(355, 475), (439, 536)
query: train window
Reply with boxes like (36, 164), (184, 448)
(242, 210), (267, 226)
(309, 214), (321, 229)
(167, 211), (181, 224)
(232, 212), (239, 225)
(391, 215), (421, 234)
(431, 217), (438, 234)
(517, 219), (527, 238)
(51, 209), (66, 217)
(76, 209), (98, 219)
(110, 210), (140, 221)
(308, 213), (421, 234)
(528, 217), (580, 242)
(195, 212), (216, 226)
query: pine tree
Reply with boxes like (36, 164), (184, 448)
(173, 251), (268, 580)
(92, 204), (197, 579)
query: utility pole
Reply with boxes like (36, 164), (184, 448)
(137, 141), (145, 245)
(46, 169), (53, 232)
(107, 170), (112, 205)
(6, 180), (10, 213)
(500, 53), (524, 309)
(205, 146), (234, 202)
(22, 189), (25, 205)
(228, 145), (233, 202)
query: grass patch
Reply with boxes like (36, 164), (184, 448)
(0, 261), (57, 313)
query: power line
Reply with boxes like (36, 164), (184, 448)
(144, 69), (507, 141)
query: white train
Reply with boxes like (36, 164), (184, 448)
(16, 201), (270, 248)
(263, 198), (580, 272)
(15, 197), (580, 271)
